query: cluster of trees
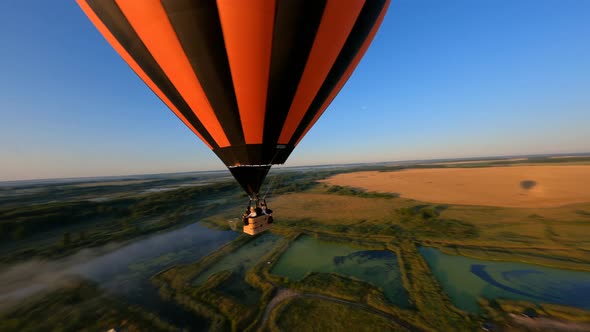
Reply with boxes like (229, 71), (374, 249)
(271, 297), (408, 332)
(397, 204), (448, 219)
(0, 278), (176, 332)
(2, 182), (241, 239)
(326, 185), (399, 199)
(396, 205), (478, 240)
(264, 170), (343, 196)
(0, 182), (242, 263)
(288, 272), (377, 303)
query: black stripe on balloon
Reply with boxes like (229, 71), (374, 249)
(263, 0), (327, 145)
(288, 0), (387, 146)
(85, 0), (219, 149)
(161, 0), (244, 146)
(213, 144), (294, 166)
(228, 165), (272, 196)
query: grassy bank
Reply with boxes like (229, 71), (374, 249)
(267, 297), (412, 332)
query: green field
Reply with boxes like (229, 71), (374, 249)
(268, 297), (412, 332)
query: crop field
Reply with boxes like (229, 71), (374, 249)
(266, 169), (590, 271)
(269, 193), (406, 224)
(320, 165), (590, 208)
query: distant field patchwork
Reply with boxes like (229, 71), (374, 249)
(321, 166), (590, 208)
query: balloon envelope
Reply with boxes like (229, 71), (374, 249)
(77, 0), (390, 196)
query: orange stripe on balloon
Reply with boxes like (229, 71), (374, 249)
(76, 0), (213, 150)
(114, 0), (230, 147)
(278, 0), (365, 144)
(217, 0), (275, 145)
(295, 0), (390, 146)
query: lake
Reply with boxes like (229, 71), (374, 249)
(271, 235), (409, 307)
(420, 247), (590, 313)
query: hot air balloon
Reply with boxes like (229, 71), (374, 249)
(77, 0), (390, 232)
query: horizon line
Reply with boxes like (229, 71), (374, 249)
(2, 151), (589, 185)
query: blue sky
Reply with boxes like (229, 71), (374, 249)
(1, 0), (589, 181)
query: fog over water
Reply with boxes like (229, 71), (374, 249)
(0, 222), (237, 312)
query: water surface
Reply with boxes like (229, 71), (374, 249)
(70, 222), (238, 293)
(420, 247), (590, 313)
(194, 232), (282, 285)
(271, 235), (409, 307)
(2, 222), (238, 331)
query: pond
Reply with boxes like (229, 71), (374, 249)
(271, 235), (409, 308)
(420, 247), (590, 313)
(194, 232), (282, 285)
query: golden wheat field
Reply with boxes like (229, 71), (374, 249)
(321, 166), (590, 208)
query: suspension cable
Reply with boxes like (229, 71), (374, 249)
(262, 147), (285, 200)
